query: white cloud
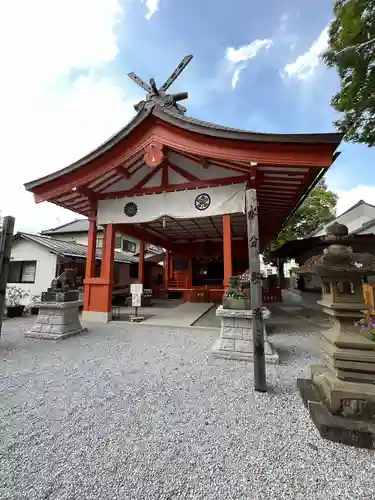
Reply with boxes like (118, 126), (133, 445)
(336, 186), (375, 216)
(231, 68), (242, 89)
(226, 39), (273, 64)
(283, 25), (329, 80)
(143, 0), (159, 20)
(0, 0), (137, 234)
(225, 39), (273, 89)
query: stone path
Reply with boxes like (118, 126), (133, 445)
(0, 316), (374, 500)
(141, 301), (214, 327)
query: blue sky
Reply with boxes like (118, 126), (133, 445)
(0, 0), (373, 231)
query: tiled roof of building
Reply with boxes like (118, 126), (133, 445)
(352, 217), (375, 235)
(13, 233), (138, 264)
(42, 219), (99, 234)
(307, 200), (375, 238)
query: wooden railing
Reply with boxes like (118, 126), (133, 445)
(152, 283), (283, 303)
(168, 280), (189, 289)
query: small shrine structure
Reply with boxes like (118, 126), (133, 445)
(24, 55), (342, 322)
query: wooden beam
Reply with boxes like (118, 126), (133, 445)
(100, 174), (248, 199)
(167, 161), (200, 182)
(115, 166), (130, 179)
(246, 166), (262, 189)
(162, 163), (169, 188)
(116, 223), (174, 250)
(132, 163), (163, 191)
(201, 158), (209, 169)
(73, 186), (96, 200)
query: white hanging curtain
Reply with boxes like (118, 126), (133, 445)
(97, 183), (246, 225)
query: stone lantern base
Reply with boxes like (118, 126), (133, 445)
(26, 301), (87, 340)
(298, 366), (375, 449)
(212, 305), (279, 364)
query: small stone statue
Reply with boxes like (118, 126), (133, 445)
(42, 269), (79, 303)
(27, 267), (86, 340)
(50, 269), (76, 293)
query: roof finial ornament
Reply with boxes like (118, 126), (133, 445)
(128, 55), (193, 115)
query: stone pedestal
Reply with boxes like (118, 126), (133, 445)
(26, 300), (87, 340)
(298, 366), (375, 449)
(212, 306), (279, 364)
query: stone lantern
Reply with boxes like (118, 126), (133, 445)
(297, 222), (375, 448)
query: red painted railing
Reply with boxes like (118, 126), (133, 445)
(152, 284), (282, 303)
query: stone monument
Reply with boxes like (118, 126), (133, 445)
(212, 271), (279, 363)
(26, 269), (87, 340)
(297, 222), (375, 448)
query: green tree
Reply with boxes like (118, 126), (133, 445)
(264, 179), (338, 261)
(323, 0), (375, 146)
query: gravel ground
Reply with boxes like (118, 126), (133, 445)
(1, 316), (375, 500)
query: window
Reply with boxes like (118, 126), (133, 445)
(336, 281), (354, 295)
(115, 235), (122, 249)
(122, 239), (136, 253)
(96, 236), (104, 248)
(8, 261), (37, 283)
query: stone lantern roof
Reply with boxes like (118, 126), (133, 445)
(297, 222), (375, 278)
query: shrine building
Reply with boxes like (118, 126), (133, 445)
(24, 56), (342, 322)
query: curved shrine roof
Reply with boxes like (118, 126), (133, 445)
(23, 103), (343, 249)
(24, 105), (342, 191)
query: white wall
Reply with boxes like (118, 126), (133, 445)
(8, 239), (57, 304)
(50, 231), (141, 253)
(354, 221), (375, 235)
(284, 259), (297, 278)
(51, 233), (89, 245)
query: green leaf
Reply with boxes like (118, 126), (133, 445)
(323, 0), (375, 146)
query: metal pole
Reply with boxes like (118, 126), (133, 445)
(0, 216), (15, 335)
(245, 190), (267, 392)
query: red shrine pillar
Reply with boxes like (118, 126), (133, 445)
(84, 212), (97, 282)
(164, 250), (170, 290)
(138, 240), (145, 284)
(83, 222), (115, 323)
(223, 214), (233, 290)
(100, 224), (115, 310)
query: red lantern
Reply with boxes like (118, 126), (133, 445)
(144, 142), (164, 167)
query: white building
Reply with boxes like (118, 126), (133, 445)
(299, 200), (375, 292)
(8, 233), (162, 305)
(42, 219), (163, 257)
(308, 200), (375, 238)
